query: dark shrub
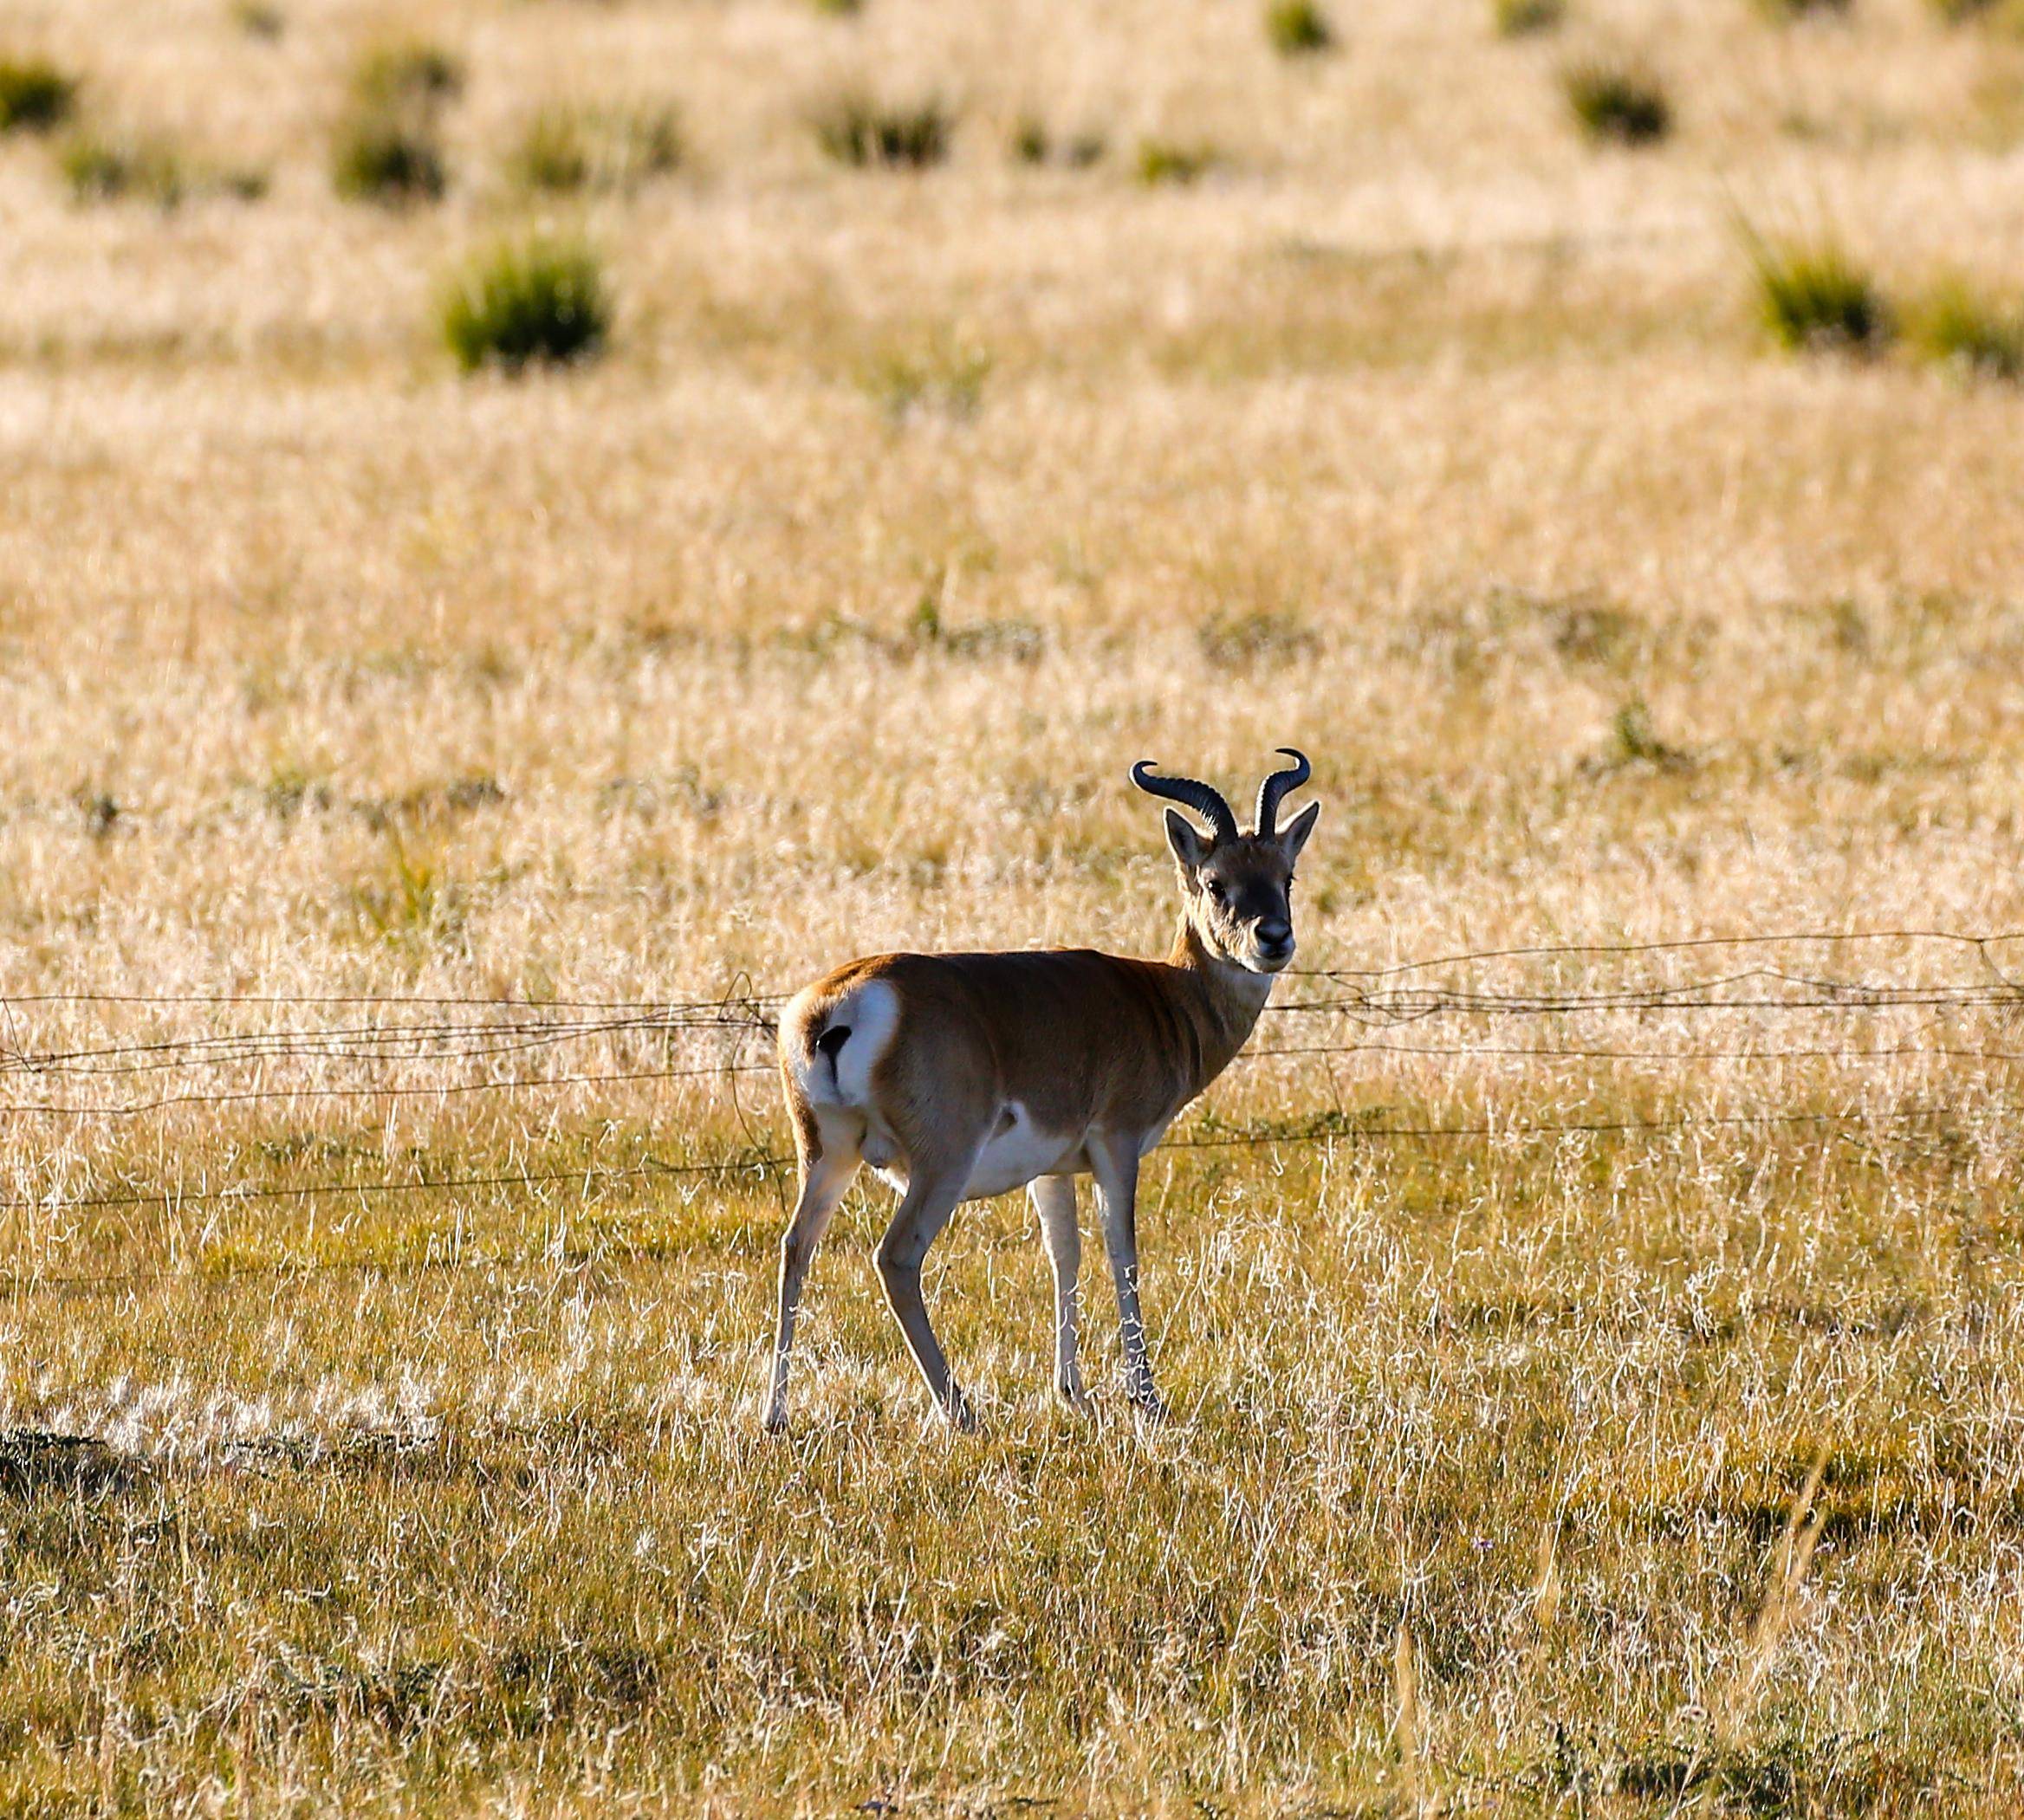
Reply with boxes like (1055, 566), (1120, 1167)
(1266, 0), (1334, 55)
(0, 55), (75, 132)
(1752, 240), (1891, 354)
(1563, 58), (1671, 146)
(442, 236), (611, 373)
(813, 93), (951, 168)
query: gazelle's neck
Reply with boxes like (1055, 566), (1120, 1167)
(1166, 917), (1275, 1077)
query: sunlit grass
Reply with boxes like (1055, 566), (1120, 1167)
(3, 0), (2024, 1810)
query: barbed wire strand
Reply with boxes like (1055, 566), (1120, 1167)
(5, 979), (2022, 1082)
(8, 1034), (2024, 1120)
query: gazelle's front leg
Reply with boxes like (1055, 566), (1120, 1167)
(1028, 1174), (1087, 1411)
(1090, 1139), (1165, 1422)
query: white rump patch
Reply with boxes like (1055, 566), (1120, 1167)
(790, 977), (900, 1109)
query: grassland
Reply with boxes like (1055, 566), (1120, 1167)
(3, 0), (2024, 1811)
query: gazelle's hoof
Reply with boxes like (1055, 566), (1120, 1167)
(943, 1386), (980, 1432)
(760, 1399), (790, 1435)
(1131, 1389), (1171, 1428)
(1055, 1376), (1093, 1417)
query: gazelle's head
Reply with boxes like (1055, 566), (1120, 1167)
(1132, 749), (1320, 975)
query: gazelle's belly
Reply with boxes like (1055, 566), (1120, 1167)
(870, 1100), (1084, 1201)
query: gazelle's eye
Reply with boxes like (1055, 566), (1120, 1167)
(1204, 878), (1226, 902)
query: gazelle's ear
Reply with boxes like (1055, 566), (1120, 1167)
(1164, 807), (1213, 871)
(1275, 800), (1320, 865)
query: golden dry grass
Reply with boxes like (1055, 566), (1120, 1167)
(3, 0), (2024, 1810)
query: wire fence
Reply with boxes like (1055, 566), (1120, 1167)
(3, 927), (2019, 1296)
(4, 929), (2021, 1102)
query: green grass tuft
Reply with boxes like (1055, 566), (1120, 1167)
(1910, 276), (2024, 379)
(813, 92), (952, 168)
(1009, 116), (1104, 168)
(1563, 58), (1671, 145)
(332, 41), (460, 205)
(441, 235), (612, 374)
(512, 110), (590, 192)
(509, 105), (681, 194)
(1755, 0), (1853, 19)
(0, 54), (76, 133)
(351, 41), (464, 110)
(230, 1), (285, 38)
(1135, 139), (1219, 185)
(860, 335), (993, 422)
(59, 132), (185, 208)
(1493, 0), (1564, 34)
(1751, 239), (1892, 354)
(332, 113), (445, 203)
(1265, 0), (1335, 55)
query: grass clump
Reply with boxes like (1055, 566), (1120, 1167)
(1910, 276), (2024, 379)
(1135, 139), (1219, 185)
(230, 1), (285, 38)
(333, 39), (460, 204)
(1751, 238), (1892, 354)
(1265, 0), (1334, 55)
(509, 104), (681, 194)
(512, 109), (590, 191)
(441, 235), (611, 374)
(813, 92), (951, 168)
(1755, 0), (1852, 17)
(352, 42), (464, 110)
(1493, 0), (1564, 33)
(60, 133), (185, 207)
(1563, 58), (1670, 145)
(861, 335), (992, 422)
(1927, 0), (1999, 16)
(0, 54), (76, 133)
(1009, 116), (1104, 168)
(333, 115), (445, 203)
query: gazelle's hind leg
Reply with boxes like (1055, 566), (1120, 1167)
(762, 1113), (861, 1432)
(874, 1152), (982, 1429)
(1028, 1175), (1088, 1412)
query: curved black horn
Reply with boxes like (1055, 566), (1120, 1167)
(1254, 748), (1312, 838)
(1131, 761), (1238, 844)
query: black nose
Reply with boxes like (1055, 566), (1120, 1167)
(1255, 918), (1292, 951)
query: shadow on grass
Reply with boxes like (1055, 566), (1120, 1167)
(0, 1429), (136, 1497)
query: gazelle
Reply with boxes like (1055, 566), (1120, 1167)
(764, 750), (1320, 1430)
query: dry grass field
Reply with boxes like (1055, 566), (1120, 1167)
(5, 0), (2024, 1810)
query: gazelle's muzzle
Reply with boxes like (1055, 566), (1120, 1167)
(1248, 918), (1295, 972)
